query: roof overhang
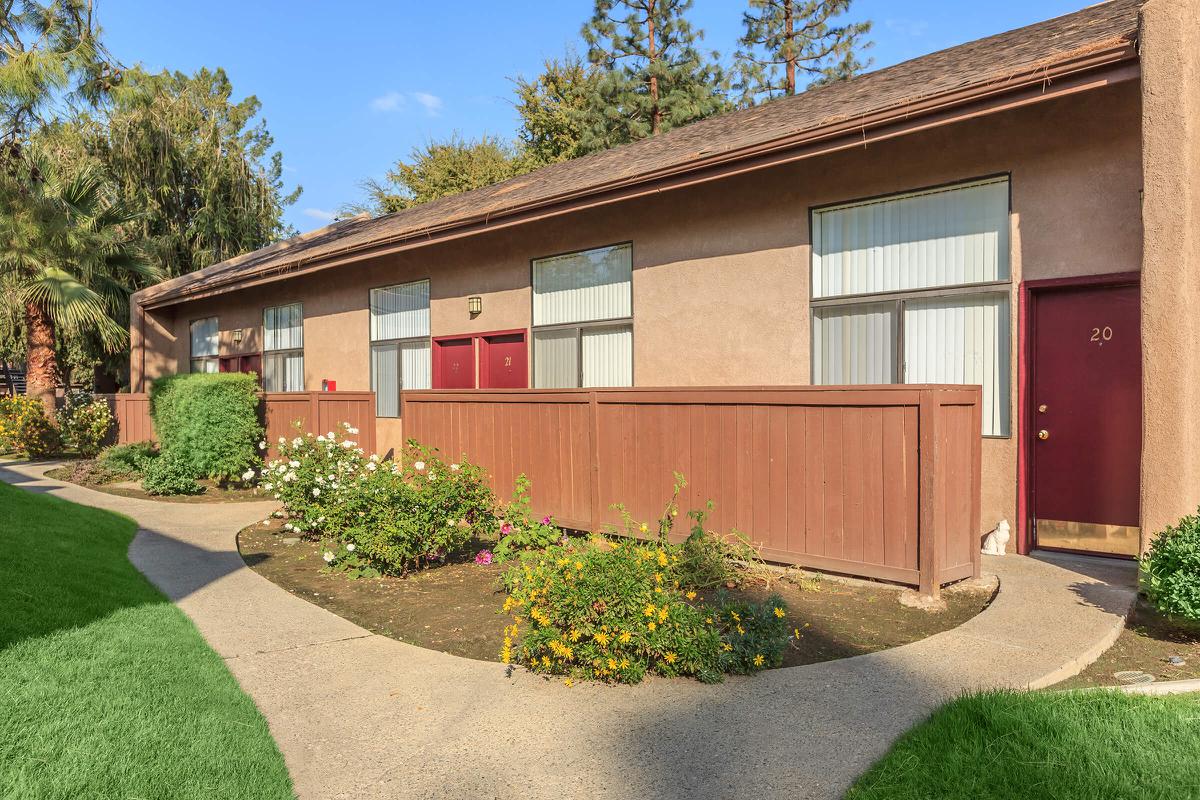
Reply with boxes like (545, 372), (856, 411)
(140, 41), (1139, 311)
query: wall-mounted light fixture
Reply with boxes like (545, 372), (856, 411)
(468, 296), (483, 316)
(232, 328), (244, 344)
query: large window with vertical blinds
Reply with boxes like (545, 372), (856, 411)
(811, 177), (1012, 436)
(370, 280), (431, 417)
(263, 303), (304, 392)
(189, 317), (219, 373)
(532, 242), (633, 388)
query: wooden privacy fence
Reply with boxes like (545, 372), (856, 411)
(402, 386), (982, 594)
(101, 391), (377, 455)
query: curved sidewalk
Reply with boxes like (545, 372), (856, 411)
(2, 462), (1137, 800)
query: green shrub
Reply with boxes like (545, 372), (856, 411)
(0, 395), (61, 457)
(149, 373), (262, 481)
(97, 441), (158, 477)
(502, 539), (724, 683)
(141, 451), (203, 496)
(55, 390), (114, 457)
(493, 474), (565, 562)
(262, 429), (498, 573)
(1141, 510), (1200, 619)
(706, 591), (790, 673)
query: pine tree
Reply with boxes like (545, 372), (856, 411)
(735, 0), (872, 104)
(580, 0), (729, 153)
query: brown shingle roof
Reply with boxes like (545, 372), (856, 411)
(140, 0), (1142, 307)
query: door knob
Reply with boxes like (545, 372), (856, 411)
(1038, 429), (1049, 440)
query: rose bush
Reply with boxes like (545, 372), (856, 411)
(0, 395), (60, 457)
(55, 389), (113, 457)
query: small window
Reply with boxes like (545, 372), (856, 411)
(532, 244), (633, 388)
(189, 317), (219, 374)
(370, 280), (431, 416)
(263, 303), (304, 392)
(810, 178), (1012, 436)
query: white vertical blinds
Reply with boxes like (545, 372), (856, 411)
(812, 303), (897, 384)
(401, 340), (431, 391)
(533, 328), (579, 388)
(582, 325), (633, 387)
(263, 303), (303, 351)
(904, 294), (1010, 436)
(264, 352), (304, 392)
(533, 243), (632, 325)
(371, 343), (399, 417)
(190, 358), (219, 374)
(812, 178), (1010, 299)
(370, 280), (430, 340)
(190, 317), (218, 357)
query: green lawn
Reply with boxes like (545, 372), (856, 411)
(0, 479), (294, 799)
(847, 689), (1200, 800)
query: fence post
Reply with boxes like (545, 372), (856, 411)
(309, 391), (321, 437)
(918, 390), (943, 598)
(588, 390), (601, 533)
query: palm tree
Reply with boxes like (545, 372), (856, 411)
(0, 148), (159, 413)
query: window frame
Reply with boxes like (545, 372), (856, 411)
(262, 302), (304, 392)
(188, 316), (219, 374)
(808, 175), (1013, 438)
(368, 279), (432, 417)
(529, 241), (635, 389)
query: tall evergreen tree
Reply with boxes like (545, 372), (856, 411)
(580, 0), (729, 152)
(734, 0), (872, 104)
(513, 53), (598, 168)
(77, 66), (300, 278)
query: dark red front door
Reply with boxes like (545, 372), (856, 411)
(480, 333), (527, 388)
(219, 353), (262, 383)
(1031, 281), (1141, 556)
(434, 338), (475, 389)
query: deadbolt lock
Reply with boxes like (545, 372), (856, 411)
(1038, 429), (1050, 440)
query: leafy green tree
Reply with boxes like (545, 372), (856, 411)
(513, 53), (599, 168)
(0, 150), (158, 412)
(580, 0), (729, 152)
(350, 134), (520, 215)
(734, 0), (872, 103)
(77, 67), (301, 278)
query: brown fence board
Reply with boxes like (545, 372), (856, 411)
(403, 385), (982, 592)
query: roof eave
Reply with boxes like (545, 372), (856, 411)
(141, 40), (1139, 311)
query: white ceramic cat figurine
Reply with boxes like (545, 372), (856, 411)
(982, 519), (1011, 556)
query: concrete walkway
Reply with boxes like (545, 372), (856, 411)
(3, 461), (1137, 800)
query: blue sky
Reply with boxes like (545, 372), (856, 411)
(100, 0), (1092, 234)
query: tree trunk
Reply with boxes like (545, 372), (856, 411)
(785, 1), (796, 96)
(24, 301), (58, 417)
(648, 2), (660, 135)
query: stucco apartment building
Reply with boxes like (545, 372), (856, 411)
(130, 0), (1199, 559)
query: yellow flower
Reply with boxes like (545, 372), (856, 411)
(644, 603), (656, 617)
(658, 607), (669, 623)
(705, 617), (713, 624)
(686, 591), (697, 601)
(730, 611), (741, 622)
(618, 630), (632, 644)
(569, 629), (582, 642)
(574, 561), (583, 571)
(607, 657), (618, 670)
(594, 631), (610, 647)
(656, 550), (668, 567)
(619, 658), (630, 668)
(721, 642), (732, 652)
(648, 621), (657, 631)
(664, 651), (677, 664)
(773, 607), (786, 618)
(737, 625), (745, 635)
(564, 678), (573, 687)
(794, 628), (802, 639)
(753, 654), (765, 667)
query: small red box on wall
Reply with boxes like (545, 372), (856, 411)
(321, 379), (337, 392)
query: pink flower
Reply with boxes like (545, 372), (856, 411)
(541, 515), (552, 525)
(474, 549), (493, 565)
(499, 522), (513, 537)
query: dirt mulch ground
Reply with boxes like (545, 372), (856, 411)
(1055, 597), (1200, 689)
(44, 462), (262, 503)
(239, 521), (994, 666)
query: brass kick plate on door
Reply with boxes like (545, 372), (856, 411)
(1036, 519), (1140, 556)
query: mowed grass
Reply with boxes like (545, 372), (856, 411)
(847, 689), (1200, 800)
(0, 480), (294, 799)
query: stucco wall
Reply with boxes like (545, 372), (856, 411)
(1139, 0), (1200, 545)
(142, 79), (1143, 537)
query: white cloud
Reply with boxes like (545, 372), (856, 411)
(302, 208), (338, 222)
(411, 92), (443, 116)
(369, 90), (444, 116)
(369, 91), (405, 112)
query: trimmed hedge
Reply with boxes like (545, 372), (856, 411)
(149, 373), (262, 482)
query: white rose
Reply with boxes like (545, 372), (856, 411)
(312, 487), (321, 497)
(341, 440), (354, 449)
(366, 462), (377, 471)
(327, 431), (335, 439)
(258, 441), (267, 450)
(316, 435), (326, 442)
(413, 461), (425, 471)
(348, 426), (359, 435)
(450, 463), (460, 471)
(292, 437), (302, 448)
(241, 469), (256, 481)
(370, 454), (380, 463)
(346, 543), (356, 552)
(289, 460), (300, 468)
(323, 551), (335, 563)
